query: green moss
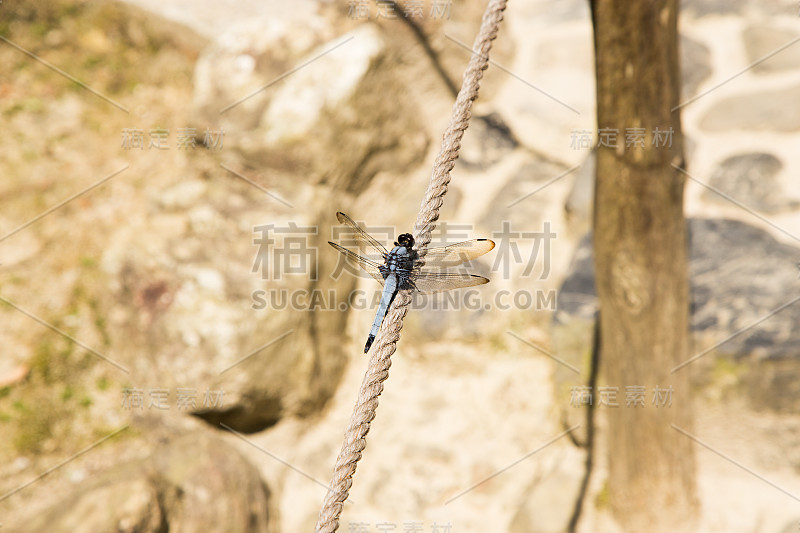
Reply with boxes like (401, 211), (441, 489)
(61, 385), (74, 401)
(30, 335), (73, 385)
(712, 356), (745, 381)
(5, 98), (45, 117)
(9, 325), (101, 454)
(487, 330), (507, 352)
(0, 0), (200, 463)
(595, 479), (610, 509)
(12, 399), (56, 454)
(3, 0), (196, 102)
(7, 396), (59, 454)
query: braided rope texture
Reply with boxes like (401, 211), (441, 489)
(315, 2), (508, 530)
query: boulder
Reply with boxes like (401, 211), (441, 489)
(702, 152), (799, 214)
(100, 197), (354, 433)
(194, 20), (429, 197)
(14, 431), (273, 533)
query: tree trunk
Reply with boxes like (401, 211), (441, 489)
(589, 1), (699, 531)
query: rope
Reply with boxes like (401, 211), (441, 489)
(315, 2), (508, 530)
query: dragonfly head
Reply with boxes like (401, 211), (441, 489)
(396, 233), (415, 249)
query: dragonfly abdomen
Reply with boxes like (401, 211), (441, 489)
(365, 272), (398, 353)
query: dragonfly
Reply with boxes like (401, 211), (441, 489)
(328, 212), (496, 353)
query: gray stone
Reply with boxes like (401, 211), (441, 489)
(703, 152), (799, 214)
(553, 218), (800, 414)
(681, 34), (712, 99)
(699, 84), (800, 132)
(743, 24), (800, 74)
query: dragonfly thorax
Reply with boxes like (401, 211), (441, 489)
(386, 243), (416, 275)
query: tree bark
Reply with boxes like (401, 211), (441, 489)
(589, 1), (699, 530)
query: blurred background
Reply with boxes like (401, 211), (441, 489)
(1, 0), (800, 531)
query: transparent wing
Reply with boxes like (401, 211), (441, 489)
(412, 271), (490, 293)
(328, 242), (386, 285)
(335, 212), (388, 262)
(418, 239), (496, 268)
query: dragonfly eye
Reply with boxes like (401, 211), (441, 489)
(397, 233), (414, 248)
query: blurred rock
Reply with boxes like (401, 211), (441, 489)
(553, 218), (800, 421)
(502, 24), (594, 156)
(479, 153), (569, 233)
(193, 14), (333, 130)
(703, 152), (799, 214)
(743, 23), (800, 74)
(195, 20), (429, 196)
(257, 23), (428, 195)
(509, 446), (585, 533)
(779, 518), (800, 533)
(124, 0), (317, 42)
(459, 112), (519, 170)
(681, 34), (712, 99)
(100, 182), (353, 433)
(699, 84), (800, 132)
(260, 27), (382, 145)
(155, 179), (209, 210)
(0, 217), (42, 266)
(15, 431), (273, 533)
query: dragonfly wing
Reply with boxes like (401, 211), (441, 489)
(412, 271), (490, 293)
(328, 242), (386, 285)
(419, 239), (496, 268)
(335, 212), (388, 262)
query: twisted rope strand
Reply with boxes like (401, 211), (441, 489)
(415, 0), (508, 251)
(315, 2), (507, 531)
